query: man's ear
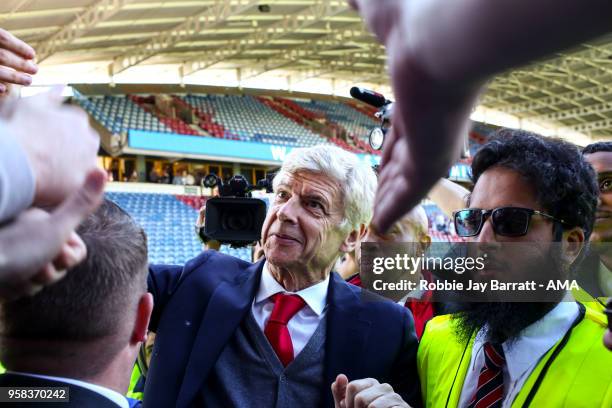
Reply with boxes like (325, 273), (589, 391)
(131, 292), (153, 345)
(561, 227), (585, 265)
(340, 224), (367, 253)
(420, 233), (432, 253)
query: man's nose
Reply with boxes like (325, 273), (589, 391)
(473, 217), (501, 249)
(277, 196), (299, 223)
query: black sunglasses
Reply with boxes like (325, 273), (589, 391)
(453, 207), (567, 238)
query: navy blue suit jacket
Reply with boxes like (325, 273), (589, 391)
(144, 251), (421, 408)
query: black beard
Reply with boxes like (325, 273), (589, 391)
(451, 302), (557, 345)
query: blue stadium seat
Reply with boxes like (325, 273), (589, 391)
(105, 192), (253, 264)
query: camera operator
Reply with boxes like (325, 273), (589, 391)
(195, 204), (221, 251)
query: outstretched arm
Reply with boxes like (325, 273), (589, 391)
(350, 0), (612, 232)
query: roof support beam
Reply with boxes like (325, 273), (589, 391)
(571, 118), (612, 133)
(36, 0), (131, 63)
(237, 30), (383, 81)
(181, 0), (352, 77)
(286, 54), (386, 84)
(109, 0), (259, 76)
(484, 83), (612, 116)
(482, 43), (612, 113)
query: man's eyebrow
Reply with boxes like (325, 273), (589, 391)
(597, 171), (612, 178)
(302, 192), (329, 206)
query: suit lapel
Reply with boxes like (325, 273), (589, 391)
(323, 273), (371, 407)
(176, 259), (264, 407)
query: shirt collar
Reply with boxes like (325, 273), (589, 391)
(255, 261), (329, 316)
(8, 371), (129, 408)
(473, 301), (580, 383)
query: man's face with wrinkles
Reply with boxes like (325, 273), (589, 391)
(261, 171), (349, 273)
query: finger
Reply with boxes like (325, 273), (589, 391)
(332, 374), (349, 408)
(373, 163), (404, 221)
(0, 279), (40, 302)
(373, 176), (412, 233)
(0, 48), (38, 74)
(23, 281), (44, 298)
(29, 262), (66, 286)
(347, 0), (359, 11)
(50, 232), (87, 270)
(346, 378), (379, 408)
(49, 168), (106, 242)
(376, 160), (403, 198)
(0, 66), (32, 86)
(353, 384), (395, 408)
(380, 126), (399, 168)
(354, 388), (382, 408)
(0, 28), (36, 59)
(367, 392), (408, 408)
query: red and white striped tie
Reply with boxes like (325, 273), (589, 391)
(467, 342), (506, 408)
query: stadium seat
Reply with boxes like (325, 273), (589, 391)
(105, 192), (252, 264)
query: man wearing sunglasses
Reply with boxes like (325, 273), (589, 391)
(423, 130), (612, 408)
(333, 130), (612, 408)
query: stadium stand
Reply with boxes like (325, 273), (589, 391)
(73, 89), (387, 155)
(129, 95), (201, 136)
(274, 96), (370, 153)
(74, 89), (385, 155)
(105, 191), (252, 264)
(182, 94), (330, 147)
(73, 93), (173, 134)
(292, 98), (379, 143)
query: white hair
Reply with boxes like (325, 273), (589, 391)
(399, 205), (429, 238)
(273, 145), (377, 231)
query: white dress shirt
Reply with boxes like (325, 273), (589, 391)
(9, 371), (129, 408)
(458, 301), (580, 408)
(251, 261), (329, 358)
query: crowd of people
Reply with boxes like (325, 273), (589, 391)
(1, 0), (612, 407)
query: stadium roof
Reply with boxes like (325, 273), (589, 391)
(4, 0), (612, 144)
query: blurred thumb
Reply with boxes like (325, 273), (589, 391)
(332, 374), (349, 408)
(50, 168), (106, 239)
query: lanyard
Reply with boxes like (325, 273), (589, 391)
(445, 302), (586, 408)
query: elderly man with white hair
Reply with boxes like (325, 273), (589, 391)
(144, 145), (421, 408)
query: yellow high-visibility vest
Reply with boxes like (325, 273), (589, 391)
(126, 363), (144, 401)
(418, 304), (612, 407)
